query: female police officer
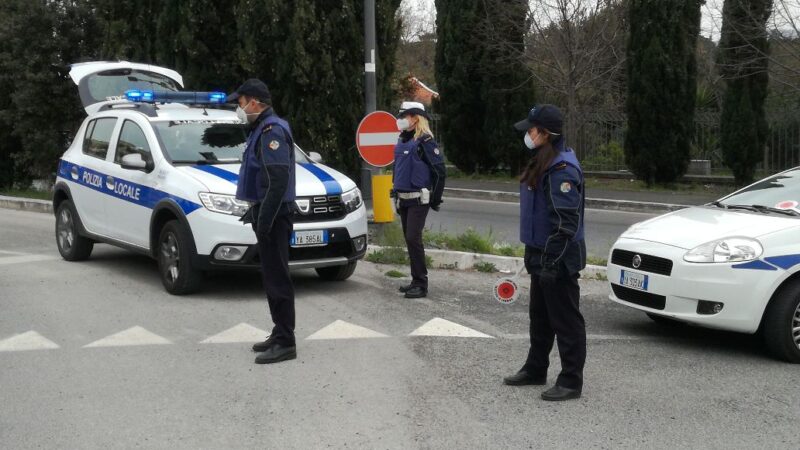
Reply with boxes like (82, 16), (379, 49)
(392, 102), (446, 299)
(503, 105), (587, 401)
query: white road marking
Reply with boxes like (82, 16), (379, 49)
(83, 326), (172, 348)
(201, 323), (268, 344)
(0, 250), (26, 255)
(0, 331), (60, 352)
(358, 132), (400, 146)
(0, 254), (60, 266)
(409, 318), (494, 338)
(305, 320), (389, 340)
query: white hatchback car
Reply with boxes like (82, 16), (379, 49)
(608, 168), (800, 362)
(53, 61), (368, 294)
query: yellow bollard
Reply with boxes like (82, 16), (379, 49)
(371, 174), (394, 223)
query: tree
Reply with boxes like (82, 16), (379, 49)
(717, 0), (772, 185)
(480, 0), (537, 174)
(435, 0), (491, 173)
(625, 0), (704, 184)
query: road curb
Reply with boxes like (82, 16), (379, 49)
(0, 195), (52, 214)
(443, 187), (688, 213)
(367, 244), (606, 279)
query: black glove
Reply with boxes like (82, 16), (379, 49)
(539, 264), (558, 286)
(239, 207), (255, 225)
(430, 202), (441, 212)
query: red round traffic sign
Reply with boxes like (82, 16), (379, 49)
(356, 111), (399, 167)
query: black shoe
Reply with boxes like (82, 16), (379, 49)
(254, 344), (297, 364)
(252, 335), (276, 352)
(398, 284), (413, 293)
(404, 286), (427, 298)
(503, 371), (547, 386)
(541, 385), (582, 401)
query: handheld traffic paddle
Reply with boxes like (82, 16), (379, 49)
(492, 264), (526, 305)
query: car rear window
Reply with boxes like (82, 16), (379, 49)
(82, 118), (117, 160)
(83, 69), (180, 104)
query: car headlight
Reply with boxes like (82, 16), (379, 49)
(341, 188), (363, 214)
(683, 237), (763, 263)
(198, 192), (250, 217)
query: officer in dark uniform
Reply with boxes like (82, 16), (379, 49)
(503, 105), (587, 401)
(392, 101), (446, 299)
(227, 79), (297, 365)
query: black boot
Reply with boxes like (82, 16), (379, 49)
(503, 371), (546, 386)
(541, 385), (582, 401)
(398, 284), (413, 293)
(404, 286), (427, 299)
(255, 344), (297, 364)
(252, 335), (275, 352)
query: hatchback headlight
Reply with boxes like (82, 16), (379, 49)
(683, 237), (763, 263)
(198, 192), (250, 217)
(342, 188), (363, 214)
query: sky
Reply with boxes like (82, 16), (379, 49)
(400, 0), (743, 42)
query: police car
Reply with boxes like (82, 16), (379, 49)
(53, 62), (367, 294)
(607, 168), (800, 362)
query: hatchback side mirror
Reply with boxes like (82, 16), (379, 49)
(121, 153), (151, 171)
(309, 152), (323, 164)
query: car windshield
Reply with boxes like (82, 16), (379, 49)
(719, 168), (800, 214)
(152, 120), (309, 164)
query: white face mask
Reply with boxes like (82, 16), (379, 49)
(524, 132), (535, 150)
(396, 118), (411, 131)
(237, 100), (258, 124)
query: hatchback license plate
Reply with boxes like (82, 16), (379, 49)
(620, 270), (648, 291)
(291, 230), (328, 247)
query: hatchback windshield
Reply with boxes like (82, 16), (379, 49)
(153, 120), (309, 164)
(85, 69), (180, 104)
(720, 168), (800, 213)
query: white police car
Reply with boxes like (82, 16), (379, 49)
(53, 61), (367, 294)
(607, 168), (800, 362)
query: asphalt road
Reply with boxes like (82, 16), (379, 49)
(430, 197), (657, 259)
(1, 209), (797, 449)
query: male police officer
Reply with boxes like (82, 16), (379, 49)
(228, 79), (297, 364)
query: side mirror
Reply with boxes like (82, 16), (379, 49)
(309, 152), (323, 164)
(121, 153), (148, 171)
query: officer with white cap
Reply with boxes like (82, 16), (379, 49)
(392, 101), (446, 299)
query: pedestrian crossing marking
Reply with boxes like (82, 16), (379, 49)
(201, 323), (268, 344)
(305, 320), (389, 340)
(0, 331), (60, 352)
(409, 318), (494, 338)
(83, 326), (172, 348)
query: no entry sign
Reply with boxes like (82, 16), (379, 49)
(356, 111), (399, 167)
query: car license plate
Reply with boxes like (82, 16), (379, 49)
(620, 270), (649, 291)
(291, 230), (328, 247)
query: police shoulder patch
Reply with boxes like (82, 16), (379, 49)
(433, 147), (440, 155)
(560, 181), (572, 193)
(269, 140), (280, 150)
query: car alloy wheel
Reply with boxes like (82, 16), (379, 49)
(160, 232), (180, 284)
(57, 208), (75, 253)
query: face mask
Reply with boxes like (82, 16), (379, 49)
(524, 132), (535, 150)
(237, 100), (258, 124)
(396, 118), (411, 131)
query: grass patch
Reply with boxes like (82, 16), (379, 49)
(587, 256), (608, 267)
(584, 177), (734, 196)
(0, 189), (52, 200)
(473, 261), (498, 273)
(366, 247), (408, 265)
(385, 270), (407, 278)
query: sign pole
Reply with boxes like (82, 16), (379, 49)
(362, 0), (378, 210)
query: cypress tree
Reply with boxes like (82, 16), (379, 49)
(480, 0), (536, 175)
(625, 0), (703, 184)
(718, 0), (771, 185)
(434, 0), (488, 173)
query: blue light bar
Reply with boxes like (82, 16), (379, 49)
(124, 90), (227, 105)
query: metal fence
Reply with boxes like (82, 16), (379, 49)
(573, 109), (800, 176)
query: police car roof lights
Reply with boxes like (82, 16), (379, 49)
(124, 89), (227, 105)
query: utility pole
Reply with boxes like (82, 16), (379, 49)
(362, 0), (377, 205)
